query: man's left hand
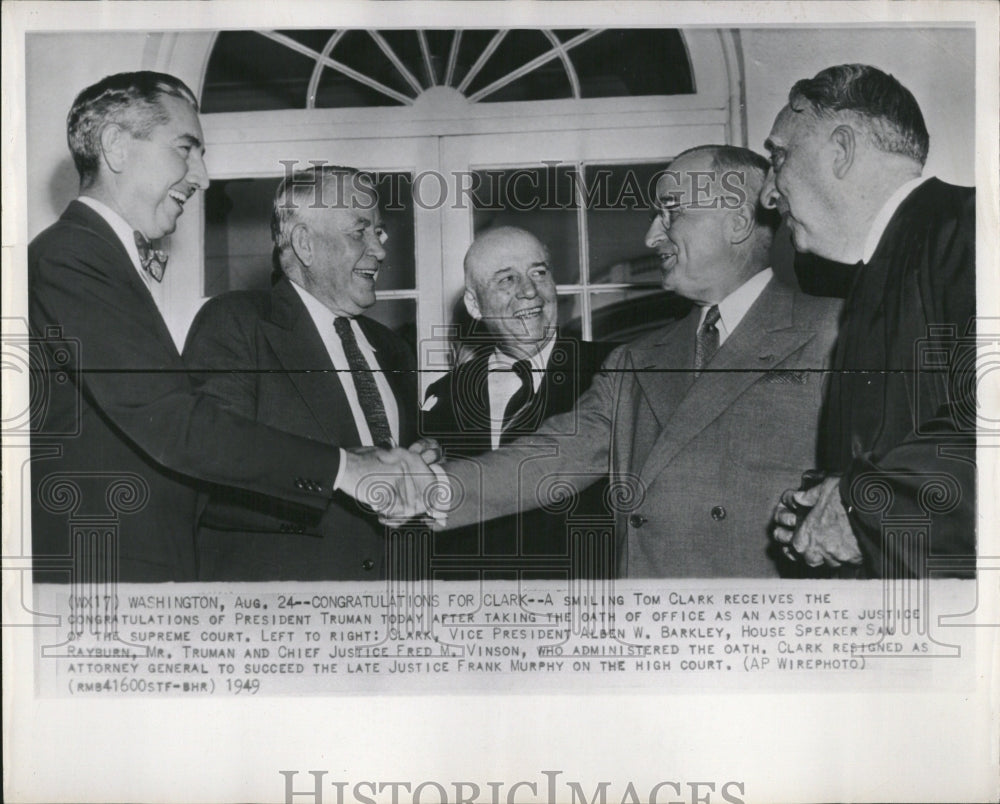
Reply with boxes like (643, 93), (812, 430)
(774, 476), (863, 568)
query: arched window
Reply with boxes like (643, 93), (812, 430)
(202, 29), (694, 111)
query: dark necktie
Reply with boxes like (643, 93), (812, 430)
(133, 231), (168, 282)
(694, 304), (721, 376)
(333, 317), (395, 449)
(500, 359), (535, 445)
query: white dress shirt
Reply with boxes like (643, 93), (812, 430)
(77, 195), (166, 316)
(486, 336), (555, 450)
(697, 267), (774, 345)
(289, 280), (400, 450)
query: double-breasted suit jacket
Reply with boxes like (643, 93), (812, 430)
(442, 278), (842, 577)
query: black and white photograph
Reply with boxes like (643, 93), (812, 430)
(3, 1), (998, 802)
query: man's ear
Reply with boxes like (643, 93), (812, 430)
(728, 202), (755, 245)
(99, 124), (129, 174)
(289, 223), (313, 267)
(464, 288), (482, 320)
(830, 124), (856, 180)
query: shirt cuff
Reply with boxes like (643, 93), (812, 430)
(425, 461), (450, 524)
(332, 448), (348, 493)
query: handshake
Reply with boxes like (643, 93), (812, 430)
(338, 439), (451, 526)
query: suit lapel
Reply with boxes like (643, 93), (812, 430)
(259, 280), (359, 445)
(66, 201), (178, 354)
(637, 281), (816, 484)
(632, 312), (699, 429)
(456, 351), (496, 443)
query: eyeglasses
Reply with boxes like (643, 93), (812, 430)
(648, 202), (701, 228)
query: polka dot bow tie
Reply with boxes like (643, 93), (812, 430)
(133, 231), (168, 282)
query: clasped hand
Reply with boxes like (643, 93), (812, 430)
(339, 439), (444, 525)
(771, 475), (863, 568)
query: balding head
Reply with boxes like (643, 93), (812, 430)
(644, 146), (775, 304)
(463, 226), (558, 358)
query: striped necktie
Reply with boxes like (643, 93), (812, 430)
(694, 304), (721, 376)
(500, 359), (535, 445)
(333, 317), (394, 449)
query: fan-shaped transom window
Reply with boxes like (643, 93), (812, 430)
(202, 29), (694, 112)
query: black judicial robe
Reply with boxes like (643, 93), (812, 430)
(818, 178), (976, 578)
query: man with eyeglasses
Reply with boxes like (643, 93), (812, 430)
(426, 145), (842, 577)
(183, 166), (424, 580)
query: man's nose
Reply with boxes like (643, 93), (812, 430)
(760, 169), (779, 210)
(516, 274), (538, 298)
(365, 228), (387, 260)
(187, 152), (210, 191)
(645, 216), (667, 249)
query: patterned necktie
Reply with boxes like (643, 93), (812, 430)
(333, 317), (394, 449)
(133, 231), (168, 282)
(694, 304), (721, 376)
(500, 359), (535, 445)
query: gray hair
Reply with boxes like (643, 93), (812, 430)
(270, 165), (377, 272)
(788, 63), (929, 165)
(67, 71), (199, 187)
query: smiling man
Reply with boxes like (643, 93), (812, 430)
(29, 73), (409, 583)
(183, 166), (419, 580)
(432, 148), (842, 577)
(421, 227), (613, 575)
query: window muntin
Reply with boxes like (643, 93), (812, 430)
(202, 29), (694, 112)
(203, 171), (418, 344)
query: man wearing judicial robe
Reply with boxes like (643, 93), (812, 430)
(762, 63), (976, 578)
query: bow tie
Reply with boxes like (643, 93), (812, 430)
(133, 231), (168, 282)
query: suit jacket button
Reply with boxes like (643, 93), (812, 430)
(711, 505), (726, 521)
(361, 559), (375, 571)
(629, 514), (647, 528)
(294, 478), (306, 490)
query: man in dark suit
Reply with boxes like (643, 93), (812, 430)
(424, 147), (842, 577)
(421, 227), (615, 577)
(183, 167), (419, 580)
(28, 71), (415, 583)
(762, 64), (976, 578)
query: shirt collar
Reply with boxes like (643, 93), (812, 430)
(861, 176), (929, 263)
(489, 335), (556, 393)
(288, 279), (375, 350)
(702, 267), (773, 335)
(77, 195), (144, 274)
